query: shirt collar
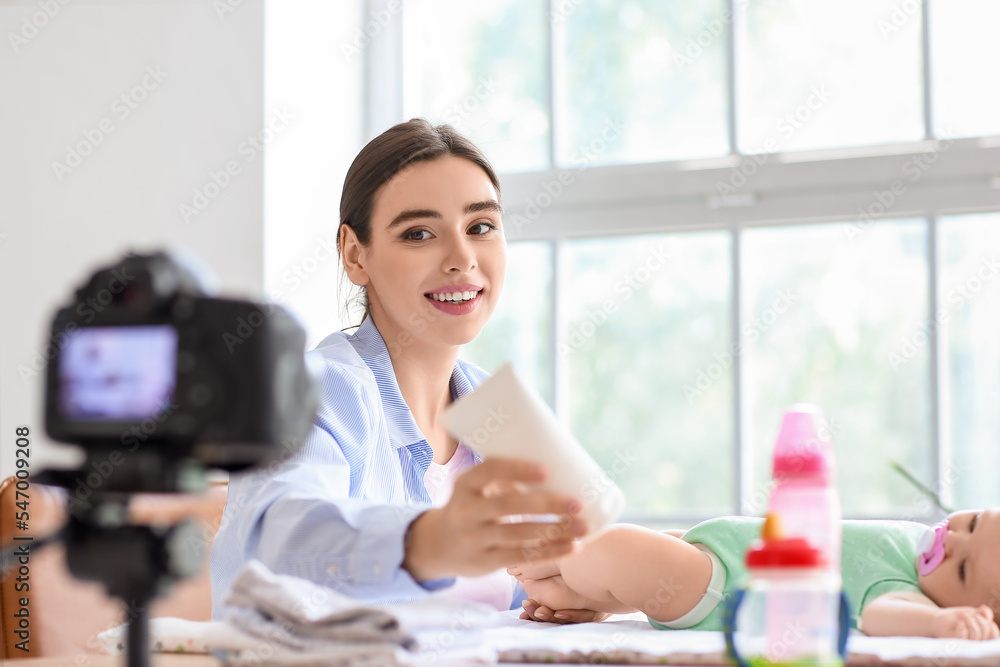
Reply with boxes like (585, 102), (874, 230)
(348, 316), (479, 451)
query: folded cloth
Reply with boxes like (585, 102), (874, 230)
(97, 617), (493, 666)
(221, 559), (497, 665)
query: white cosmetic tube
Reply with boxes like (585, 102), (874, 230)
(442, 363), (626, 531)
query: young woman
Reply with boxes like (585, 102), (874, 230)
(210, 119), (593, 618)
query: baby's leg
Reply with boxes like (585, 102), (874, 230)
(556, 524), (713, 625)
(508, 559), (561, 582)
(523, 575), (635, 614)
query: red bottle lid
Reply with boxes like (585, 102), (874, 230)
(746, 514), (826, 568)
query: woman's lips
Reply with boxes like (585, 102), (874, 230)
(425, 290), (483, 315)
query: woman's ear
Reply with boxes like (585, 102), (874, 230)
(339, 224), (370, 287)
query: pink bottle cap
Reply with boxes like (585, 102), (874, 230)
(772, 404), (833, 480)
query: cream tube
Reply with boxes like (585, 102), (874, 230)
(442, 363), (626, 531)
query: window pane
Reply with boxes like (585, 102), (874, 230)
(557, 0), (728, 166)
(403, 0), (548, 172)
(462, 242), (553, 405)
(932, 1), (1000, 138)
(742, 220), (930, 517)
(737, 0), (923, 153)
(565, 232), (732, 517)
(940, 213), (1000, 508)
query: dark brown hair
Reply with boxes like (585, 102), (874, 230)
(337, 118), (502, 327)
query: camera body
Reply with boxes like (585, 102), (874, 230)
(20, 251), (318, 667)
(43, 251), (317, 492)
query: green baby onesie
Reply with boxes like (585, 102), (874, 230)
(648, 516), (925, 631)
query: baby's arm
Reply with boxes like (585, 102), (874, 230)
(861, 592), (1000, 640)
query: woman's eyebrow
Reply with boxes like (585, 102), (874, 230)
(466, 200), (504, 215)
(386, 201), (503, 231)
(387, 208), (441, 230)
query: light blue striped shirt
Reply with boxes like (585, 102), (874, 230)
(210, 316), (516, 619)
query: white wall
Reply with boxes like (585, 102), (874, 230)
(262, 0), (364, 348)
(0, 0), (364, 477)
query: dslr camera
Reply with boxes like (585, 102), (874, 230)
(26, 250), (317, 667)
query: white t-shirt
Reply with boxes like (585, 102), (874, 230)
(423, 443), (517, 610)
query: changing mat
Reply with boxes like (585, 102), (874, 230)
(99, 612), (1000, 665)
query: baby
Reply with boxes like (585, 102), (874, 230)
(509, 509), (1000, 640)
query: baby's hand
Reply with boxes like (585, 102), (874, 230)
(931, 605), (1000, 640)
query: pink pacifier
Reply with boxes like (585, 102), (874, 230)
(918, 520), (947, 576)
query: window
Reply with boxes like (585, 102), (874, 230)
(403, 0), (549, 172)
(390, 0), (1000, 522)
(558, 0), (729, 165)
(742, 220), (931, 517)
(940, 213), (1000, 509)
(737, 0), (924, 152)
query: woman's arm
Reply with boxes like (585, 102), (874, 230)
(861, 592), (999, 640)
(212, 360), (587, 617)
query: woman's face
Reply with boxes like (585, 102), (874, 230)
(351, 155), (506, 350)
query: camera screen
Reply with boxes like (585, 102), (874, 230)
(59, 325), (178, 421)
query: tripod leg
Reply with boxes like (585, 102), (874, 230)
(127, 598), (151, 667)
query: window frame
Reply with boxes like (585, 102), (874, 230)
(370, 0), (1000, 523)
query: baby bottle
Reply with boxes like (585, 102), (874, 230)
(724, 514), (847, 667)
(767, 404), (841, 572)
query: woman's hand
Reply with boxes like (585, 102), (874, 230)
(403, 458), (587, 581)
(519, 598), (612, 624)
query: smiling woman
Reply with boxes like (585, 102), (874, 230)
(210, 119), (593, 619)
(340, 152), (506, 353)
